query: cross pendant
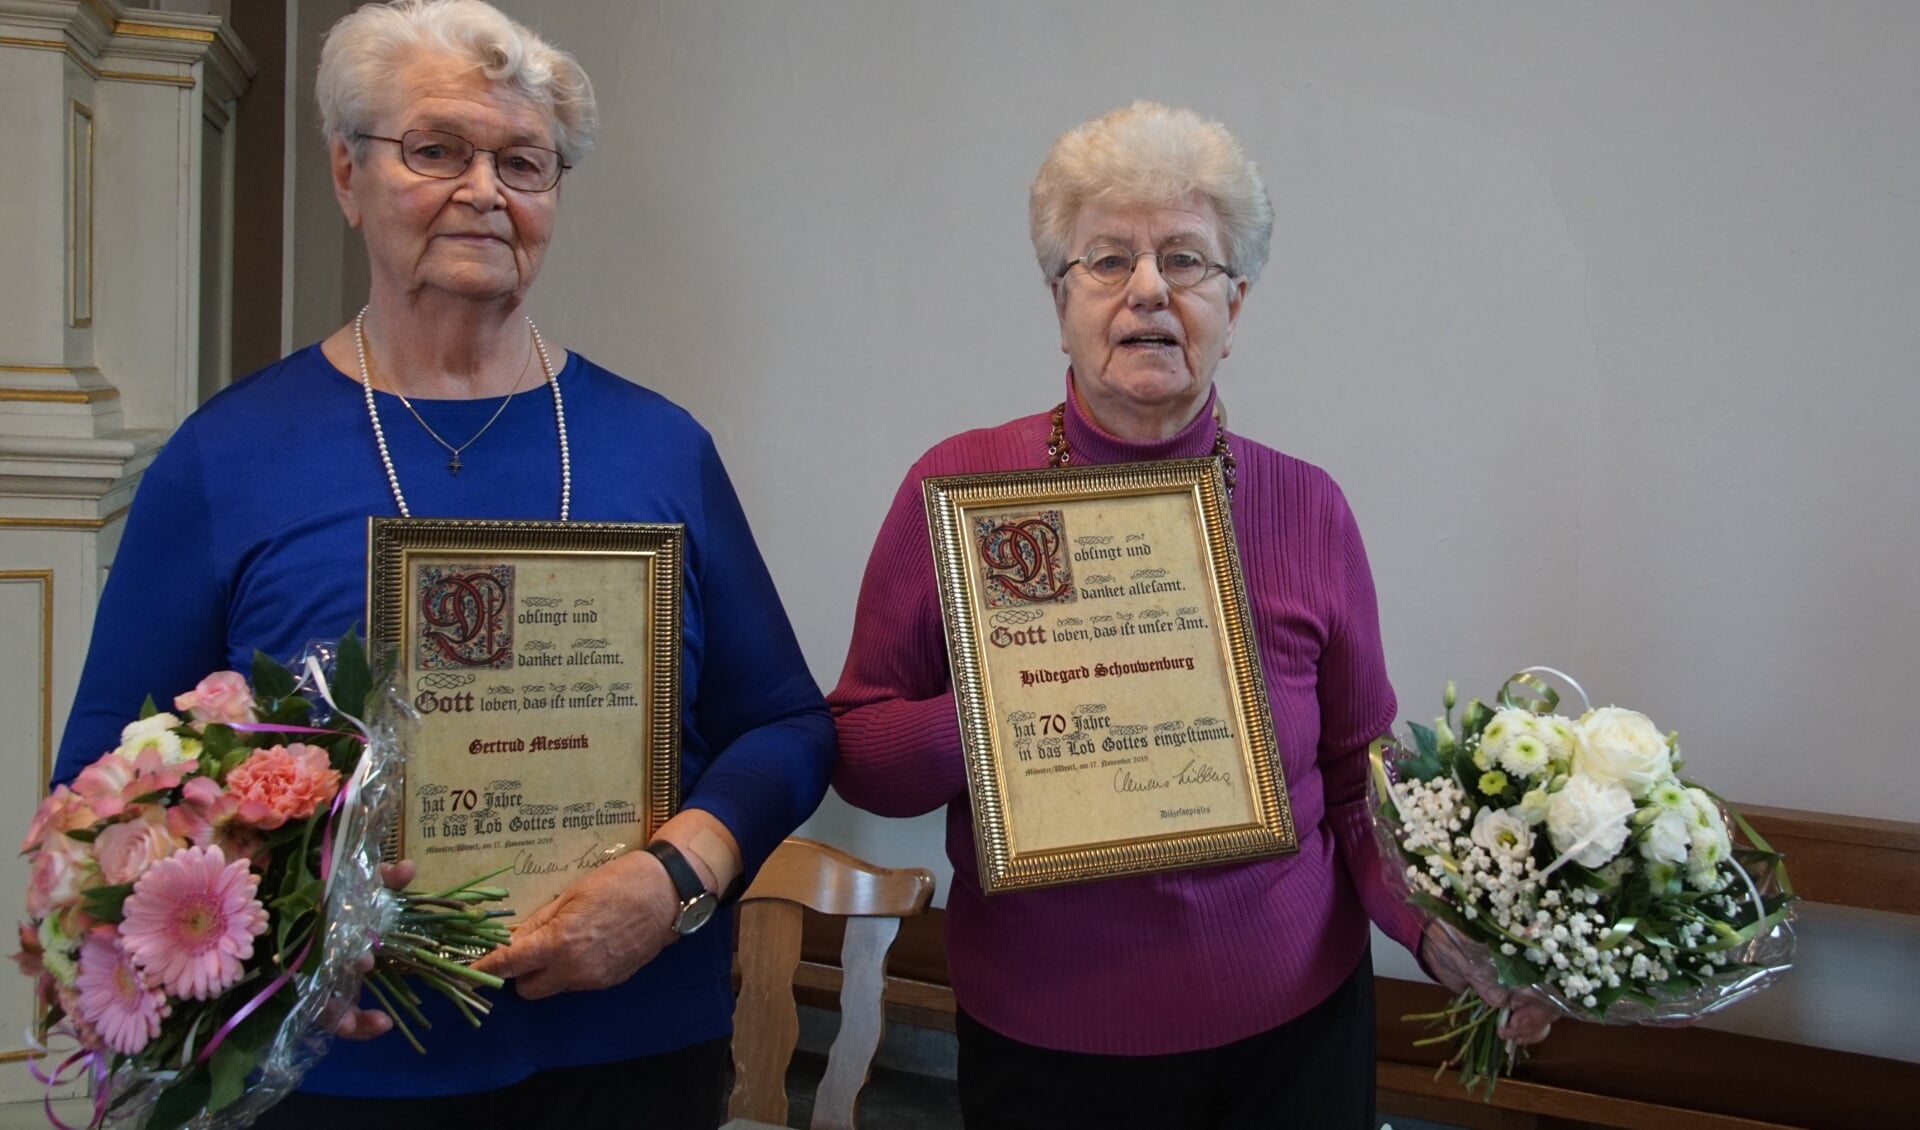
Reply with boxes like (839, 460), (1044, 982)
(449, 454), (463, 475)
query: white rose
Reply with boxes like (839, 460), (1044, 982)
(1546, 773), (1636, 868)
(1573, 707), (1672, 797)
(1471, 806), (1535, 858)
(1639, 806), (1692, 865)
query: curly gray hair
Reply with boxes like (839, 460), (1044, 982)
(1030, 102), (1273, 286)
(317, 0), (597, 163)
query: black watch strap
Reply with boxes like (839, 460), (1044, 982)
(643, 841), (708, 904)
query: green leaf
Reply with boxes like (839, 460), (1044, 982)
(199, 723), (240, 760)
(148, 1063), (212, 1130)
(79, 882), (135, 923)
(138, 694), (159, 720)
(327, 734), (363, 776)
(251, 650), (298, 701)
(330, 630), (373, 722)
(206, 1039), (251, 1114)
(1399, 723), (1446, 782)
(64, 827), (100, 844)
(261, 695), (315, 727)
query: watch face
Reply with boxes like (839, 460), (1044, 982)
(676, 893), (718, 935)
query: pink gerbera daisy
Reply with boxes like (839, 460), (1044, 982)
(118, 844), (268, 1000)
(72, 929), (168, 1055)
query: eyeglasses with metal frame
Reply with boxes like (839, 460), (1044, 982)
(1056, 245), (1231, 289)
(356, 129), (570, 193)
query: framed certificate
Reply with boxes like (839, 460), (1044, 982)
(925, 458), (1295, 893)
(367, 518), (683, 916)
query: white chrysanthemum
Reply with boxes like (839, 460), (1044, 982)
(115, 712), (197, 763)
(1477, 709), (1534, 769)
(38, 916), (79, 987)
(1546, 773), (1636, 868)
(1536, 715), (1577, 767)
(1685, 788), (1728, 836)
(1687, 812), (1731, 873)
(1647, 780), (1690, 810)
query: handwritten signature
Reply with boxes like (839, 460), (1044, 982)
(512, 842), (621, 876)
(1112, 759), (1233, 795)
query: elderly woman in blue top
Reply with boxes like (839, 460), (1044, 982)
(52, 2), (833, 1126)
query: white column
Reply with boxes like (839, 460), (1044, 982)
(0, 0), (251, 1100)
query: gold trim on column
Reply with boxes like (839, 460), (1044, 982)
(0, 1048), (36, 1065)
(0, 571), (55, 794)
(97, 69), (195, 88)
(0, 388), (119, 404)
(0, 35), (67, 52)
(0, 365), (76, 375)
(114, 22), (217, 45)
(70, 99), (94, 327)
(0, 508), (129, 531)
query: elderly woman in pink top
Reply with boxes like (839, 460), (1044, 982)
(829, 102), (1549, 1129)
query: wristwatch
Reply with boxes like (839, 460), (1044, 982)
(644, 841), (718, 936)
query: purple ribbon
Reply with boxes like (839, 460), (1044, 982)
(29, 1041), (109, 1130)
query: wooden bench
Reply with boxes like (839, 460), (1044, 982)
(776, 805), (1920, 1128)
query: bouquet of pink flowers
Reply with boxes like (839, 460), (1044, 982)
(17, 637), (510, 1129)
(1370, 669), (1795, 1098)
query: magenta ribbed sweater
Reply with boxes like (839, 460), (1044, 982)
(829, 380), (1426, 1055)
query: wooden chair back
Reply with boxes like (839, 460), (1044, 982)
(729, 837), (936, 1130)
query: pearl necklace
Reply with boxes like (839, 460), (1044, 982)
(356, 305), (571, 520)
(1046, 401), (1237, 497)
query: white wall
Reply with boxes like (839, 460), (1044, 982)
(310, 1), (1920, 1062)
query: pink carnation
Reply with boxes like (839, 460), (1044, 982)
(223, 744), (341, 830)
(173, 671), (255, 728)
(72, 929), (168, 1055)
(119, 844), (267, 1001)
(95, 806), (185, 886)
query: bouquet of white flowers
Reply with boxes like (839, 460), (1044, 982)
(1370, 669), (1795, 1098)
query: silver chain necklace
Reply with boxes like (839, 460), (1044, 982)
(356, 305), (571, 520)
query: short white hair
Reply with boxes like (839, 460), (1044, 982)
(1030, 102), (1273, 285)
(317, 0), (597, 163)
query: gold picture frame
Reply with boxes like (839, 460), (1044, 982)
(925, 458), (1296, 894)
(368, 518), (683, 916)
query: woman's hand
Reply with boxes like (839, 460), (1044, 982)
(323, 860), (415, 1041)
(1419, 919), (1557, 1045)
(470, 850), (676, 998)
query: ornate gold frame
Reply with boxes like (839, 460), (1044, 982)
(367, 518), (683, 911)
(925, 458), (1295, 893)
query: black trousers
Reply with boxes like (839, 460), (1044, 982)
(251, 1037), (730, 1130)
(957, 949), (1376, 1130)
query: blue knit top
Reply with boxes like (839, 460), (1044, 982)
(55, 344), (834, 1096)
